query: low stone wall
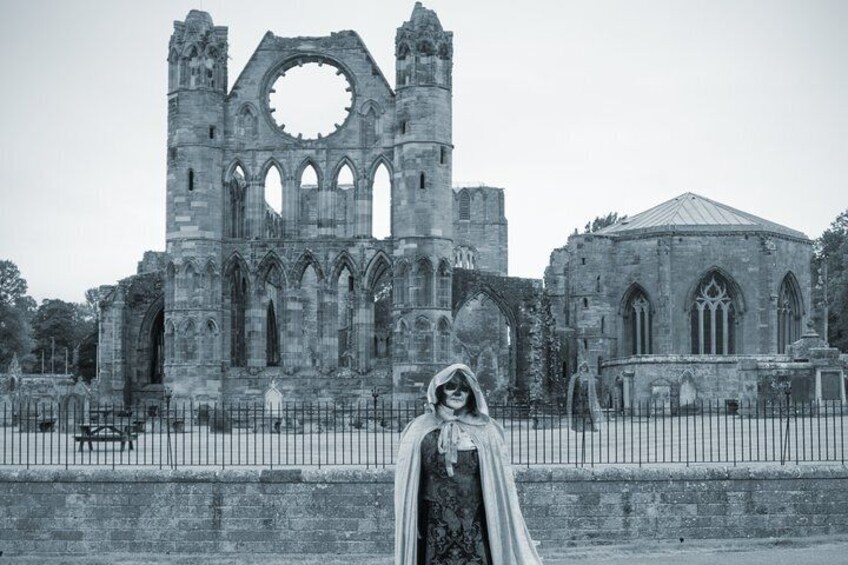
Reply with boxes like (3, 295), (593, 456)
(1, 466), (847, 556)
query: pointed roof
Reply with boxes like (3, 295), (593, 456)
(595, 192), (808, 239)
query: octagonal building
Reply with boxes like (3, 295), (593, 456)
(546, 192), (818, 404)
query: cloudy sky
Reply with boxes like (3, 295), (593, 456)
(0, 0), (845, 303)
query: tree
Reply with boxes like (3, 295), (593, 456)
(31, 299), (94, 374)
(0, 260), (27, 306)
(815, 209), (848, 351)
(584, 212), (627, 233)
(0, 260), (34, 370)
(0, 301), (33, 370)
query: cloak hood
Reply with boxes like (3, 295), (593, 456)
(394, 365), (543, 565)
(425, 363), (489, 420)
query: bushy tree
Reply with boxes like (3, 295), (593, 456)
(814, 209), (848, 351)
(584, 212), (627, 234)
(0, 260), (34, 370)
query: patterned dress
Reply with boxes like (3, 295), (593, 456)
(418, 429), (491, 565)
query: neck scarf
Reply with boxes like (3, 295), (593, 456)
(435, 404), (486, 477)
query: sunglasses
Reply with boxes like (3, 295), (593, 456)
(443, 381), (471, 394)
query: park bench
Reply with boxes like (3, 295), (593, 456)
(74, 424), (137, 452)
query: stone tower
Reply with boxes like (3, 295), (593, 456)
(392, 3), (455, 394)
(165, 11), (228, 400)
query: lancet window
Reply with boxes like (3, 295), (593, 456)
(266, 302), (280, 367)
(623, 287), (651, 355)
(415, 317), (433, 363)
(230, 266), (248, 366)
(777, 274), (801, 354)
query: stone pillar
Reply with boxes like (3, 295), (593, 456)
(355, 287), (372, 372)
(283, 173), (298, 238)
(760, 235), (777, 354)
(245, 179), (264, 239)
(246, 284), (263, 368)
(317, 179), (335, 238)
(622, 370), (635, 414)
(355, 172), (371, 238)
(656, 237), (673, 353)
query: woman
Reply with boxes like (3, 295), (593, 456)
(394, 364), (542, 564)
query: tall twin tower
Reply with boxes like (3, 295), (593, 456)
(163, 4), (460, 401)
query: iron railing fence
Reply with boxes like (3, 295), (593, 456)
(0, 399), (844, 469)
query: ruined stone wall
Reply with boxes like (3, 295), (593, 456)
(2, 467), (847, 556)
(98, 272), (165, 404)
(452, 269), (543, 399)
(453, 187), (508, 275)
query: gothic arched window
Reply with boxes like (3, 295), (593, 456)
(228, 166), (247, 238)
(394, 320), (409, 362)
(181, 319), (197, 362)
(777, 274), (802, 354)
(437, 317), (451, 362)
(415, 317), (433, 363)
(690, 273), (738, 355)
(229, 265), (248, 366)
(459, 191), (471, 220)
(394, 261), (409, 307)
(437, 260), (451, 308)
(266, 301), (280, 367)
(623, 287), (652, 355)
(415, 259), (433, 307)
(150, 309), (165, 384)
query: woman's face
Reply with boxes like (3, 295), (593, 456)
(440, 375), (471, 411)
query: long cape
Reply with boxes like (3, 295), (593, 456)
(394, 371), (543, 564)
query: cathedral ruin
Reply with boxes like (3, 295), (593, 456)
(95, 4), (845, 409)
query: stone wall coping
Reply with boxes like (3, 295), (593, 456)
(604, 355), (785, 367)
(1, 464), (845, 484)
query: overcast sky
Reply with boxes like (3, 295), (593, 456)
(0, 0), (845, 303)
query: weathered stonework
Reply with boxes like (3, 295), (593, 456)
(97, 5), (523, 405)
(546, 193), (845, 405)
(2, 467), (847, 556)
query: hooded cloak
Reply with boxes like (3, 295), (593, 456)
(394, 364), (543, 564)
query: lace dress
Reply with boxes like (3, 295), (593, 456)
(418, 428), (491, 565)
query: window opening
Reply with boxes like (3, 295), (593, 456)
(264, 164), (283, 215)
(336, 162), (354, 191)
(300, 163), (319, 189)
(690, 275), (736, 355)
(372, 162), (391, 239)
(459, 191), (470, 220)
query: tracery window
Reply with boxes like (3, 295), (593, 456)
(623, 288), (651, 355)
(690, 274), (737, 355)
(777, 274), (801, 354)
